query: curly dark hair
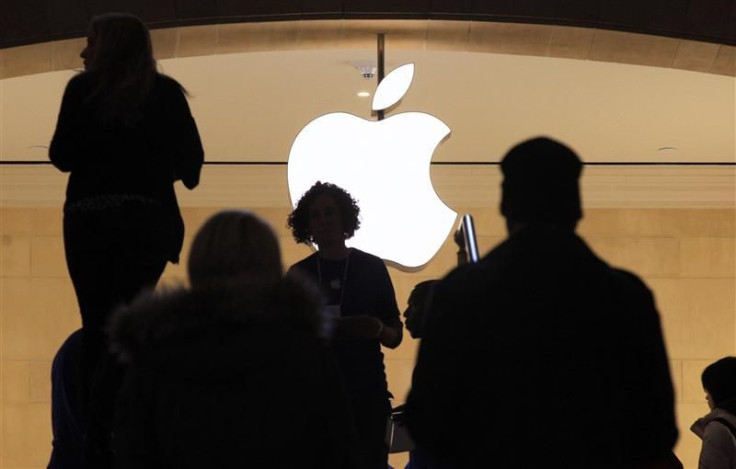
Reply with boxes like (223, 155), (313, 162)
(287, 181), (361, 245)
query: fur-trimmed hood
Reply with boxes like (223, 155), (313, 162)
(109, 274), (323, 368)
(107, 275), (364, 469)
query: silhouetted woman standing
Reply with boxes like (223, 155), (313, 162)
(48, 12), (203, 468)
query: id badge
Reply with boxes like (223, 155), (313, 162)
(321, 305), (341, 338)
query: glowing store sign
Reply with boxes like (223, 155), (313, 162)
(287, 64), (457, 268)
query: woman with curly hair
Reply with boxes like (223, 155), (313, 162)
(287, 181), (403, 469)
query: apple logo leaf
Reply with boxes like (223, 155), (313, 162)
(372, 63), (415, 112)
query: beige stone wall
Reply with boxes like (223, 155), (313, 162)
(1, 206), (734, 468)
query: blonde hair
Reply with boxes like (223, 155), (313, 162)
(84, 13), (158, 125)
(188, 211), (282, 289)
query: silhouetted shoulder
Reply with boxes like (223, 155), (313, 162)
(609, 267), (655, 299)
(66, 71), (92, 87)
(350, 248), (386, 269)
(440, 261), (485, 287)
(109, 275), (322, 363)
(155, 74), (186, 93)
(440, 237), (512, 290)
(61, 72), (96, 97)
(287, 252), (318, 276)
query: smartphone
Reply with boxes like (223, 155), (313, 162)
(455, 214), (480, 264)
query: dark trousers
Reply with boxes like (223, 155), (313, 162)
(63, 206), (170, 469)
(351, 395), (391, 469)
(49, 328), (85, 469)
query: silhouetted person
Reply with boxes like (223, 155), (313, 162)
(405, 137), (678, 468)
(403, 280), (438, 340)
(691, 357), (736, 468)
(287, 181), (403, 469)
(48, 329), (84, 469)
(389, 280), (439, 469)
(109, 210), (360, 469)
(48, 12), (204, 468)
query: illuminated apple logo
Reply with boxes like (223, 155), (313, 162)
(287, 63), (457, 268)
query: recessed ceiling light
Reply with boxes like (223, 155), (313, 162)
(658, 146), (678, 152)
(357, 91), (370, 98)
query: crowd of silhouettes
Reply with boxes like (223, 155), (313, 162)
(45, 11), (736, 469)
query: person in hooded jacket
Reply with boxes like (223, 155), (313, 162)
(692, 357), (736, 469)
(108, 210), (361, 469)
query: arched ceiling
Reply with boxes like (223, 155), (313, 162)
(2, 0), (735, 49)
(0, 5), (734, 209)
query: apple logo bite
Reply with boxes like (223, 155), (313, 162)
(287, 63), (458, 268)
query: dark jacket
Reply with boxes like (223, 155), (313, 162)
(49, 72), (203, 262)
(109, 276), (361, 469)
(406, 224), (678, 468)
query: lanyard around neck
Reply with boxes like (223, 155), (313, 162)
(316, 249), (351, 306)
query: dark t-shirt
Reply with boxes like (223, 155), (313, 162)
(318, 256), (349, 306)
(289, 248), (401, 402)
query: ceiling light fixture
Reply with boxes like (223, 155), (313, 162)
(354, 61), (377, 79)
(357, 91), (371, 98)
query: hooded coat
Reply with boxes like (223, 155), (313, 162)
(109, 276), (361, 469)
(692, 403), (736, 469)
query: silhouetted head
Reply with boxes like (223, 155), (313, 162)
(500, 137), (583, 232)
(188, 210), (282, 290)
(288, 181), (361, 246)
(80, 13), (159, 125)
(403, 280), (438, 339)
(81, 13), (155, 74)
(702, 357), (736, 410)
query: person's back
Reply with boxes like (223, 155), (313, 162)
(405, 137), (678, 468)
(53, 72), (202, 206)
(110, 278), (356, 469)
(109, 211), (360, 469)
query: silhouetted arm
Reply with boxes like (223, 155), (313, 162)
(378, 316), (402, 348)
(49, 77), (86, 172)
(615, 271), (679, 466)
(374, 257), (403, 349)
(164, 81), (203, 190)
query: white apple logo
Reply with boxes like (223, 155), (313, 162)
(287, 63), (457, 268)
